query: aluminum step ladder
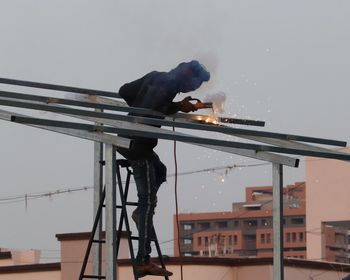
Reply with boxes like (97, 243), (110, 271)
(79, 159), (170, 280)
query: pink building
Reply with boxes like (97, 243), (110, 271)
(306, 147), (350, 262)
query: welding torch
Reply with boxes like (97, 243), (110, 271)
(188, 98), (213, 110)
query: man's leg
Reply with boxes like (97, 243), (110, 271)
(151, 152), (167, 189)
(132, 152), (166, 230)
(129, 159), (172, 277)
(129, 159), (156, 265)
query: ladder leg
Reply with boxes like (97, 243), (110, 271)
(114, 160), (171, 280)
(116, 168), (132, 257)
(116, 164), (139, 280)
(151, 227), (170, 280)
(79, 189), (106, 280)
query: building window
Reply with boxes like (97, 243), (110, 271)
(210, 236), (214, 244)
(291, 218), (304, 225)
(221, 235), (226, 243)
(266, 233), (271, 243)
(198, 237), (202, 246)
(184, 239), (192, 245)
(217, 221), (228, 228)
(234, 220), (239, 227)
(244, 220), (258, 227)
(229, 236), (233, 245)
(299, 232), (304, 242)
(292, 232), (297, 242)
(261, 233), (266, 244)
(261, 219), (268, 227)
(199, 222), (210, 229)
(205, 237), (209, 246)
(183, 224), (193, 230)
(233, 235), (238, 245)
(286, 232), (291, 242)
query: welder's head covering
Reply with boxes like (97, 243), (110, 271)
(172, 60), (210, 92)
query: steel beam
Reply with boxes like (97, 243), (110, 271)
(11, 116), (350, 161)
(80, 94), (266, 127)
(222, 129), (348, 157)
(174, 112), (265, 126)
(0, 77), (120, 98)
(0, 109), (130, 148)
(105, 144), (117, 280)
(92, 108), (104, 278)
(273, 163), (284, 280)
(0, 88), (265, 127)
(0, 90), (163, 117)
(0, 89), (265, 126)
(0, 97), (346, 147)
(69, 115), (299, 167)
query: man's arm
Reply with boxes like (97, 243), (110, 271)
(140, 86), (196, 115)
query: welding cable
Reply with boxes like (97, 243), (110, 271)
(173, 124), (184, 280)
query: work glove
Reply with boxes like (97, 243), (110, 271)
(179, 96), (197, 113)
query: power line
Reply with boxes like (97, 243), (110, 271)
(0, 162), (269, 205)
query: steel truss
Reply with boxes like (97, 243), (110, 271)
(0, 77), (349, 280)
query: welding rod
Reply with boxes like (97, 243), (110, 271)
(218, 117), (265, 126)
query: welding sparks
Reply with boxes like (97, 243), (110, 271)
(194, 115), (219, 125)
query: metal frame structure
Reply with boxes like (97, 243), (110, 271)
(0, 77), (349, 280)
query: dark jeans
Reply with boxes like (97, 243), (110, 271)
(129, 152), (167, 265)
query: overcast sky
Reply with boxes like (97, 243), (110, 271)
(0, 0), (349, 261)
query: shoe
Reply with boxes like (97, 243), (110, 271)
(136, 261), (173, 277)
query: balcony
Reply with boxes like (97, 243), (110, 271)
(243, 228), (257, 236)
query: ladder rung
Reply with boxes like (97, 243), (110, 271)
(82, 275), (106, 279)
(130, 236), (157, 242)
(92, 240), (105, 244)
(116, 202), (138, 209)
(126, 202), (138, 206)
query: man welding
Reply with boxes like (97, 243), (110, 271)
(117, 60), (210, 277)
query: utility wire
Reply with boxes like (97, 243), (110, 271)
(173, 125), (184, 280)
(0, 162), (269, 205)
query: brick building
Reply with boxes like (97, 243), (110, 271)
(174, 182), (307, 259)
(322, 221), (350, 263)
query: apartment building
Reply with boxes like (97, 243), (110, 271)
(323, 221), (350, 264)
(174, 182), (307, 259)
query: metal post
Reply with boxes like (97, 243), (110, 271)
(273, 163), (284, 280)
(105, 144), (117, 280)
(92, 141), (103, 277)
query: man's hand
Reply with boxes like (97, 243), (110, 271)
(179, 96), (197, 113)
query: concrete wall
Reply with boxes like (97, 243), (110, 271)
(58, 233), (129, 280)
(0, 250), (40, 267)
(11, 250), (41, 265)
(306, 147), (350, 261)
(0, 270), (60, 280)
(117, 261), (350, 280)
